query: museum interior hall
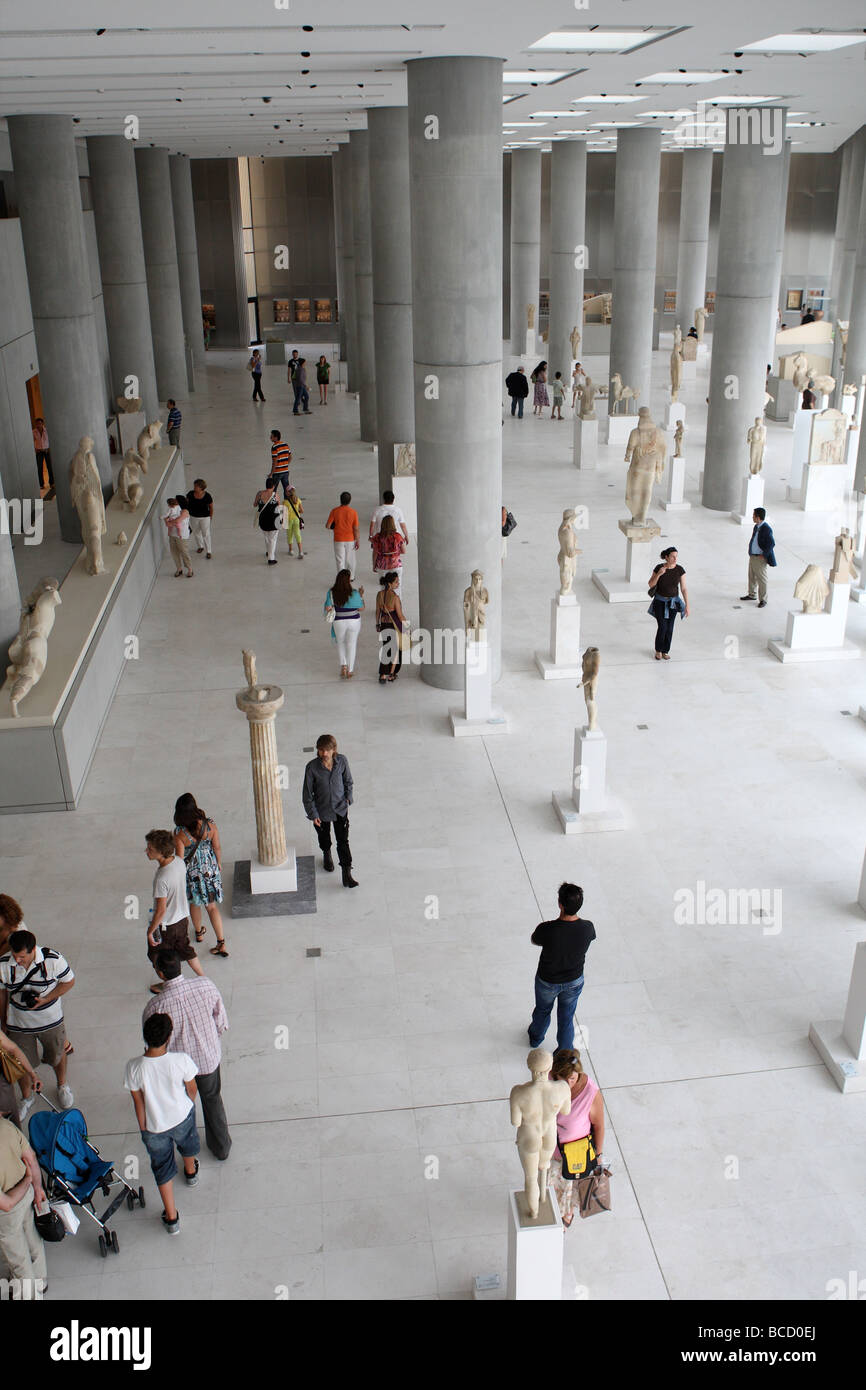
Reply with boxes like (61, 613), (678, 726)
(1, 0), (866, 1311)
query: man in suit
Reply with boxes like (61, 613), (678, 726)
(741, 507), (776, 608)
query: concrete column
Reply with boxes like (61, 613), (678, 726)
(848, 182), (866, 493)
(368, 107), (415, 493)
(510, 150), (541, 356)
(86, 135), (160, 421)
(170, 154), (206, 373)
(675, 148), (713, 335)
(837, 129), (866, 323)
(609, 129), (662, 405)
(0, 472), (21, 667)
(331, 151), (347, 362)
(766, 140), (792, 364)
(829, 140), (854, 316)
(337, 145), (357, 391)
(702, 108), (788, 512)
(548, 140), (587, 383)
(407, 56), (503, 691)
(7, 115), (113, 542)
(350, 130), (377, 441)
(135, 147), (188, 401)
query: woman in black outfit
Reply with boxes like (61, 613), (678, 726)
(647, 546), (689, 660)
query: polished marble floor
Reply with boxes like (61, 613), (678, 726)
(3, 340), (866, 1300)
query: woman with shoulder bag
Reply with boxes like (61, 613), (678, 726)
(549, 1048), (606, 1227)
(254, 477), (281, 565)
(285, 487), (305, 559)
(173, 794), (228, 958)
(375, 573), (407, 684)
(647, 545), (689, 660)
(324, 569), (364, 679)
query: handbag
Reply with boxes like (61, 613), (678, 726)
(34, 1204), (66, 1242)
(502, 510), (517, 538)
(286, 495), (305, 530)
(576, 1164), (612, 1219)
(0, 1045), (29, 1086)
(560, 1133), (596, 1179)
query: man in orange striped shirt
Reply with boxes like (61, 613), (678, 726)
(269, 430), (292, 497)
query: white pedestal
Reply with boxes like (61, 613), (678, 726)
(859, 845), (866, 912)
(809, 942), (866, 1093)
(117, 411), (146, 455)
(391, 474), (417, 534)
(249, 847), (298, 894)
(846, 426), (860, 471)
(730, 473), (764, 525)
(535, 594), (582, 679)
(602, 413), (636, 448)
(682, 359), (697, 381)
(665, 401), (685, 430)
(785, 410), (813, 500)
(660, 455), (691, 512)
(573, 415), (598, 470)
(799, 463), (846, 512)
(506, 1189), (563, 1302)
(768, 582), (861, 662)
(525, 328), (536, 358)
(843, 394), (857, 421)
(592, 520), (660, 603)
(450, 635), (509, 736)
(552, 727), (626, 834)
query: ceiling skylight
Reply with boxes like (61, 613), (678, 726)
(574, 94), (645, 104)
(529, 29), (673, 53)
(529, 110), (590, 118)
(504, 71), (570, 84)
(739, 33), (866, 52)
(640, 72), (729, 84)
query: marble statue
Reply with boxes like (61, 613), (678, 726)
(394, 443), (416, 477)
(569, 325), (581, 359)
(116, 531), (128, 546)
(577, 376), (598, 420)
(843, 383), (857, 396)
(747, 418), (766, 476)
(694, 306), (706, 343)
(118, 447), (147, 511)
(791, 352), (810, 393)
(463, 570), (489, 639)
(509, 1049), (571, 1221)
(135, 420), (162, 466)
(681, 335), (697, 361)
(830, 528), (859, 585)
(7, 578), (62, 718)
(557, 510), (581, 596)
(115, 395), (143, 414)
(813, 374), (836, 396)
(69, 437), (106, 576)
(624, 408), (666, 526)
(673, 420), (684, 459)
(527, 304), (535, 331)
(610, 373), (638, 415)
(580, 646), (600, 732)
(810, 409), (847, 466)
(669, 339), (683, 402)
(674, 324), (683, 350)
(793, 564), (829, 615)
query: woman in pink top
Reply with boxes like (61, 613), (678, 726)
(550, 1049), (605, 1227)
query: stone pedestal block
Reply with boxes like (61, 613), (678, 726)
(768, 582), (860, 662)
(809, 942), (866, 1093)
(602, 414), (636, 449)
(573, 415), (597, 470)
(661, 455), (691, 512)
(665, 400), (686, 430)
(535, 594), (581, 679)
(552, 727), (625, 834)
(592, 520), (661, 603)
(506, 1189), (562, 1301)
(450, 634), (508, 736)
(730, 473), (764, 525)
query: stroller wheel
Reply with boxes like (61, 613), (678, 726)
(126, 1192), (135, 1211)
(98, 1234), (107, 1258)
(138, 1186), (146, 1208)
(110, 1230), (119, 1254)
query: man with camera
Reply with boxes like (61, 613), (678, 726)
(0, 930), (76, 1119)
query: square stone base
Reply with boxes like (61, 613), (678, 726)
(250, 848), (297, 894)
(534, 655), (583, 680)
(449, 707), (509, 737)
(551, 792), (626, 834)
(591, 569), (652, 604)
(231, 856), (317, 917)
(617, 518), (661, 542)
(767, 638), (861, 664)
(809, 1021), (866, 1093)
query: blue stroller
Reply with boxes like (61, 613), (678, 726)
(28, 1100), (145, 1257)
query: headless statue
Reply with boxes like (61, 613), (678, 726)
(557, 510), (580, 596)
(580, 647), (600, 732)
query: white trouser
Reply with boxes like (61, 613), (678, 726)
(333, 618), (360, 672)
(334, 541), (356, 579)
(264, 529), (279, 561)
(190, 516), (212, 552)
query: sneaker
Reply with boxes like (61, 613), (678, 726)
(18, 1094), (36, 1121)
(57, 1084), (74, 1110)
(162, 1213), (180, 1235)
(268, 559), (278, 565)
(184, 1159), (199, 1187)
(757, 600), (767, 608)
(739, 595), (755, 601)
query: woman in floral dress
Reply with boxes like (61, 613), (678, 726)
(173, 793), (228, 958)
(531, 360), (549, 415)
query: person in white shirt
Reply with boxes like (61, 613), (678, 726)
(369, 490), (409, 549)
(144, 830), (205, 995)
(124, 1012), (200, 1235)
(162, 496), (194, 578)
(0, 930), (76, 1116)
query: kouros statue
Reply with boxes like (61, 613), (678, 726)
(115, 395), (143, 414)
(527, 304), (536, 331)
(580, 646), (600, 732)
(669, 339), (683, 402)
(791, 352), (810, 393)
(69, 437), (106, 576)
(793, 564), (830, 615)
(118, 447), (147, 511)
(577, 376), (598, 420)
(673, 420), (684, 459)
(135, 420), (162, 466)
(569, 325), (581, 360)
(674, 323), (683, 351)
(624, 408), (666, 526)
(694, 307), (706, 343)
(747, 418), (766, 476)
(509, 1049), (571, 1221)
(830, 528), (859, 586)
(7, 578), (62, 718)
(462, 570), (489, 639)
(394, 443), (416, 477)
(557, 509), (581, 596)
(610, 373), (638, 415)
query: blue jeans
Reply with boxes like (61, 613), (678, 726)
(529, 975), (584, 1052)
(141, 1107), (200, 1186)
(510, 396), (524, 418)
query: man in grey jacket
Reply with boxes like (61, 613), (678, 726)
(302, 734), (357, 887)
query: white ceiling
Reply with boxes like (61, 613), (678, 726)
(0, 0), (864, 158)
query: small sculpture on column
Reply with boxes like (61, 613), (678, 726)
(694, 306), (706, 343)
(830, 529), (859, 586)
(747, 418), (766, 476)
(394, 443), (416, 476)
(135, 420), (162, 466)
(556, 510), (581, 596)
(793, 565), (830, 614)
(115, 395), (143, 414)
(69, 436), (106, 576)
(579, 647), (600, 732)
(569, 325), (581, 360)
(509, 1049), (571, 1221)
(463, 570), (489, 639)
(791, 352), (810, 394)
(673, 420), (684, 458)
(527, 304), (536, 331)
(577, 376), (598, 420)
(6, 578), (62, 718)
(235, 650), (289, 870)
(625, 408), (666, 526)
(118, 447), (147, 510)
(610, 373), (638, 415)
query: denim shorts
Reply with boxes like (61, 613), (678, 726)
(141, 1107), (200, 1186)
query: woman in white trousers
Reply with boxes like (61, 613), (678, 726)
(324, 569), (365, 679)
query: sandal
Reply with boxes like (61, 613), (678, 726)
(174, 570), (183, 578)
(379, 676), (387, 684)
(210, 941), (229, 957)
(195, 925), (207, 942)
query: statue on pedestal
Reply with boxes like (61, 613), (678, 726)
(135, 420), (162, 466)
(673, 420), (684, 459)
(580, 647), (600, 732)
(527, 304), (536, 331)
(813, 374), (836, 396)
(463, 570), (488, 639)
(569, 325), (581, 360)
(509, 1049), (571, 1221)
(791, 352), (810, 393)
(610, 373), (638, 415)
(830, 528), (859, 585)
(670, 339), (683, 402)
(7, 578), (62, 718)
(115, 396), (143, 414)
(394, 443), (416, 477)
(69, 437), (106, 576)
(577, 377), (598, 420)
(118, 447), (147, 510)
(624, 408), (666, 526)
(557, 510), (581, 596)
(747, 418), (766, 476)
(694, 307), (706, 343)
(793, 565), (830, 614)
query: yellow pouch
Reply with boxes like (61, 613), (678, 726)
(561, 1134), (595, 1178)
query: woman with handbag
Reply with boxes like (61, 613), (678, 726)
(371, 515), (407, 595)
(254, 477), (281, 565)
(316, 355), (330, 406)
(550, 1049), (606, 1227)
(647, 546), (689, 660)
(324, 569), (364, 679)
(284, 487), (305, 558)
(375, 573), (407, 684)
(173, 794), (228, 958)
(0, 1025), (42, 1127)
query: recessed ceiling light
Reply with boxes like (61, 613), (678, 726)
(739, 33), (866, 53)
(574, 94), (645, 104)
(503, 122), (541, 127)
(530, 29), (670, 53)
(529, 110), (590, 118)
(503, 71), (570, 83)
(641, 72), (729, 84)
(590, 121), (647, 128)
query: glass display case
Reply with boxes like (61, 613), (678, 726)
(314, 299), (332, 323)
(294, 298), (311, 324)
(273, 299), (291, 324)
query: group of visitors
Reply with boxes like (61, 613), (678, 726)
(162, 481), (215, 574)
(321, 489), (409, 680)
(504, 361), (571, 419)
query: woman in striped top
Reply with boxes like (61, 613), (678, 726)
(324, 569), (365, 679)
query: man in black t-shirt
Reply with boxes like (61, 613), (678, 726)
(528, 883), (595, 1052)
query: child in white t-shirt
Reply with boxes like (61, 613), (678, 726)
(124, 1012), (200, 1234)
